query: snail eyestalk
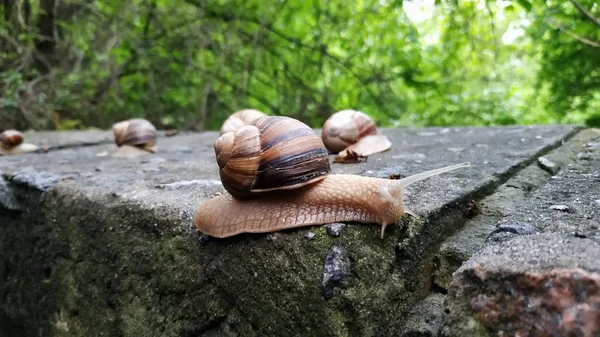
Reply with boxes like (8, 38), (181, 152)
(397, 162), (472, 189)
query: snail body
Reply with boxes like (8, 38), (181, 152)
(195, 174), (401, 238)
(112, 118), (158, 157)
(0, 130), (39, 156)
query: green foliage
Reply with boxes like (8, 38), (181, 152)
(0, 0), (598, 130)
(526, 0), (600, 126)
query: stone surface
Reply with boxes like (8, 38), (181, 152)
(0, 124), (588, 336)
(11, 129), (179, 154)
(17, 130), (114, 150)
(0, 179), (22, 211)
(397, 293), (446, 337)
(433, 128), (600, 290)
(439, 127), (600, 337)
(498, 128), (600, 241)
(441, 233), (600, 337)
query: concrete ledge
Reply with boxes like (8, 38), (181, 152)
(433, 128), (600, 290)
(0, 125), (593, 336)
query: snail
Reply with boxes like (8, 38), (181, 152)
(193, 115), (471, 239)
(220, 109), (267, 135)
(0, 129), (39, 156)
(112, 118), (158, 157)
(322, 110), (392, 163)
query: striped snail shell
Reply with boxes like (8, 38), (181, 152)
(322, 110), (391, 162)
(214, 115), (331, 200)
(322, 110), (378, 153)
(220, 109), (267, 135)
(112, 118), (158, 155)
(1, 130), (24, 148)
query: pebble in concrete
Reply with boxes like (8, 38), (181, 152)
(537, 156), (559, 174)
(321, 246), (353, 300)
(325, 223), (346, 237)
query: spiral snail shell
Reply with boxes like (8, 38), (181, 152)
(220, 109), (268, 135)
(112, 118), (158, 157)
(193, 114), (471, 239)
(214, 115), (330, 200)
(0, 129), (39, 156)
(1, 130), (24, 148)
(322, 110), (391, 162)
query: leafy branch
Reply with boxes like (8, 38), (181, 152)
(567, 0), (600, 29)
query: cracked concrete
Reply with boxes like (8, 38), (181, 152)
(0, 124), (595, 337)
(433, 128), (600, 290)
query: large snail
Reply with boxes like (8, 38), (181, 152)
(0, 129), (39, 156)
(322, 110), (392, 163)
(193, 114), (471, 239)
(112, 118), (158, 157)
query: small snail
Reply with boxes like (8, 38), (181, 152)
(322, 110), (391, 163)
(0, 129), (39, 156)
(112, 118), (158, 157)
(220, 109), (267, 135)
(193, 115), (471, 239)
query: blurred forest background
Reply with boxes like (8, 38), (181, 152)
(0, 0), (599, 131)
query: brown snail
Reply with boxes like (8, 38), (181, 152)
(322, 109), (391, 163)
(193, 115), (471, 239)
(220, 109), (267, 135)
(215, 115), (330, 200)
(112, 118), (158, 157)
(0, 129), (39, 156)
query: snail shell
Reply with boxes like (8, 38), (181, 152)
(0, 129), (39, 155)
(1, 130), (24, 148)
(220, 109), (267, 135)
(322, 110), (391, 162)
(215, 115), (331, 200)
(112, 118), (157, 157)
(322, 110), (378, 153)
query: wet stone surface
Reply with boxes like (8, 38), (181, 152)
(0, 124), (591, 337)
